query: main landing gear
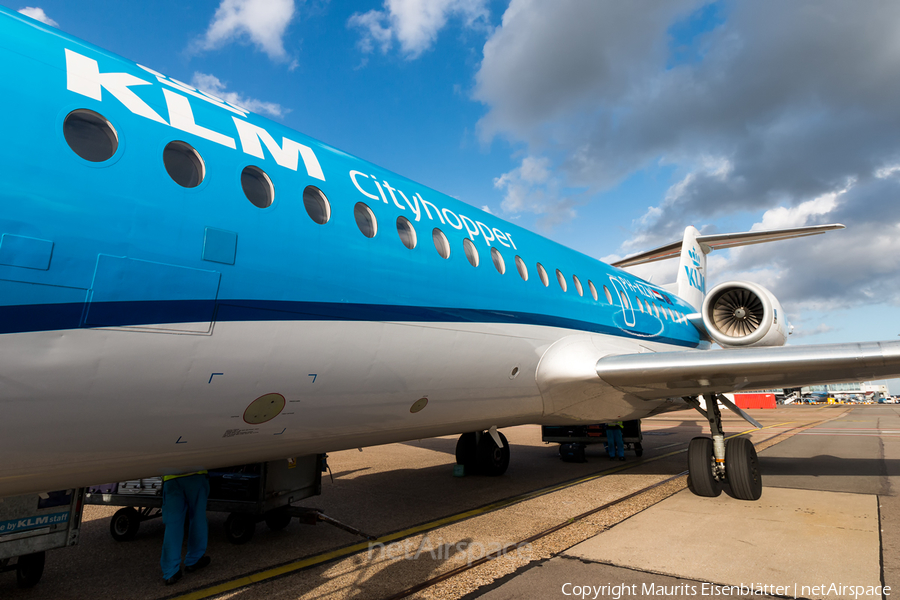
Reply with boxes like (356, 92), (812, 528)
(684, 395), (762, 501)
(455, 427), (510, 476)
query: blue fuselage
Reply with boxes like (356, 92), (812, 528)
(0, 7), (700, 347)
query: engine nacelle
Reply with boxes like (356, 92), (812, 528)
(701, 281), (789, 348)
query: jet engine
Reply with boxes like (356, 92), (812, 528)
(701, 281), (789, 348)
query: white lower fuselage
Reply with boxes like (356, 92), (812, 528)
(0, 320), (684, 496)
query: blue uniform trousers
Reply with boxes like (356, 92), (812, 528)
(607, 427), (625, 458)
(160, 473), (209, 579)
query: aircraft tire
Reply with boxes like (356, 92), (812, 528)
(455, 432), (478, 471)
(726, 437), (762, 501)
(687, 437), (721, 497)
(16, 552), (45, 588)
(476, 431), (510, 476)
(109, 507), (141, 542)
(224, 513), (256, 545)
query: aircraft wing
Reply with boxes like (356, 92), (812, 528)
(595, 341), (900, 400)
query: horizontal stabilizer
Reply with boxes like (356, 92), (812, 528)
(596, 340), (900, 400)
(612, 224), (845, 268)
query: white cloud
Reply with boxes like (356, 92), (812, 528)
(791, 323), (834, 339)
(349, 0), (489, 59)
(493, 156), (576, 227)
(191, 73), (288, 118)
(474, 1), (900, 316)
(18, 7), (58, 27)
(195, 0), (296, 64)
(875, 164), (900, 179)
(752, 182), (850, 231)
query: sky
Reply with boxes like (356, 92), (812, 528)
(9, 0), (900, 392)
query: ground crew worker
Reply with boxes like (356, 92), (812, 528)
(161, 471), (211, 585)
(606, 421), (625, 461)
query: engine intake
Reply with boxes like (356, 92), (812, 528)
(702, 281), (789, 348)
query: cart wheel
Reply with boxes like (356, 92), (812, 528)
(16, 552), (45, 588)
(224, 513), (255, 544)
(110, 507), (141, 542)
(634, 443), (643, 458)
(558, 443), (586, 463)
(264, 508), (292, 532)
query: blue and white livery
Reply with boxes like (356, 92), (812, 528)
(1, 7), (898, 502)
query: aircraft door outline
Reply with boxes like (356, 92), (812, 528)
(608, 276), (636, 327)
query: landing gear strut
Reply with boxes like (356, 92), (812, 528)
(684, 394), (762, 501)
(455, 427), (510, 476)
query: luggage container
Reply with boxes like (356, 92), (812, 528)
(0, 488), (85, 588)
(733, 392), (777, 409)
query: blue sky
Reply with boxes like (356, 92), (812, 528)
(10, 1), (900, 392)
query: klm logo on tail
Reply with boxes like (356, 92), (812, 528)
(684, 247), (705, 292)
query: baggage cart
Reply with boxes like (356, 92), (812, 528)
(86, 455), (326, 544)
(0, 488), (85, 588)
(542, 420), (643, 462)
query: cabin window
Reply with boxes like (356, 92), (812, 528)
(619, 291), (629, 308)
(304, 186), (331, 224)
(491, 247), (506, 274)
(588, 280), (599, 301)
(354, 202), (377, 238)
(163, 141), (204, 188)
(537, 263), (549, 287)
(396, 216), (416, 249)
(556, 269), (567, 292)
(463, 238), (479, 267)
(63, 109), (118, 162)
(433, 228), (451, 259)
(515, 256), (528, 281)
(637, 299), (645, 313)
(573, 275), (584, 297)
(603, 285), (613, 304)
(241, 166), (274, 208)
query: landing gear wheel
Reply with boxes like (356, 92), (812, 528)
(16, 552), (45, 588)
(476, 431), (510, 476)
(687, 437), (722, 497)
(264, 508), (292, 531)
(455, 432), (478, 473)
(634, 442), (644, 458)
(224, 512), (256, 544)
(726, 436), (763, 500)
(110, 507), (141, 541)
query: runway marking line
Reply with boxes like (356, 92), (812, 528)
(170, 421), (794, 600)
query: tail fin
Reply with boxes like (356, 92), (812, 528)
(612, 224), (845, 311)
(675, 226), (706, 311)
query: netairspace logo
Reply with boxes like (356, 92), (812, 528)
(367, 533), (532, 566)
(559, 582), (891, 599)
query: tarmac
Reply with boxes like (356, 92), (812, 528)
(477, 404), (898, 600)
(1, 404), (896, 600)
